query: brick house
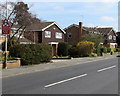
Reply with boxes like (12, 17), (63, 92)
(64, 22), (99, 45)
(24, 22), (66, 56)
(97, 28), (117, 48)
(97, 28), (116, 43)
(64, 22), (117, 48)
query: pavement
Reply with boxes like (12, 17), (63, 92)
(1, 53), (119, 78)
(2, 54), (119, 94)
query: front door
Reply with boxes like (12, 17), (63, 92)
(52, 44), (57, 56)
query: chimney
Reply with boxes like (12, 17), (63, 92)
(79, 22), (83, 41)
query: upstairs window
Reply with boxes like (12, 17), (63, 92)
(108, 35), (112, 40)
(68, 32), (72, 38)
(113, 36), (116, 40)
(56, 32), (62, 39)
(45, 31), (51, 38)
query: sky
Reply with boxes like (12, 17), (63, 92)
(1, 0), (119, 31)
(25, 1), (118, 31)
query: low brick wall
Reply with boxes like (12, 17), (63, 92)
(0, 58), (21, 69)
(0, 64), (2, 69)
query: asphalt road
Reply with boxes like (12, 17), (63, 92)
(2, 56), (119, 94)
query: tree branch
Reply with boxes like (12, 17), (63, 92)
(10, 25), (23, 40)
(17, 26), (26, 43)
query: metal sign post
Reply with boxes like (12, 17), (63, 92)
(5, 0), (7, 69)
(3, 34), (7, 69)
(2, 0), (9, 69)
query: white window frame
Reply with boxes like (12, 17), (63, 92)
(56, 32), (62, 39)
(113, 36), (116, 40)
(108, 35), (112, 40)
(68, 32), (72, 38)
(45, 31), (51, 38)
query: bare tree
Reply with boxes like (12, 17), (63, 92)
(0, 1), (42, 45)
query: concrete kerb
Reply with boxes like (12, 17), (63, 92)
(2, 54), (117, 78)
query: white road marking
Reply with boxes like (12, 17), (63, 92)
(97, 65), (116, 72)
(45, 74), (87, 88)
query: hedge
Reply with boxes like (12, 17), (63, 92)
(57, 42), (72, 56)
(9, 44), (52, 65)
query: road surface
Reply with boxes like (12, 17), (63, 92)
(2, 56), (119, 94)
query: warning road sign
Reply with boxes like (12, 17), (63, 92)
(2, 19), (10, 35)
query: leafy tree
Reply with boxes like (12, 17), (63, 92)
(82, 33), (103, 48)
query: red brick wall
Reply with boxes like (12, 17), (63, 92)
(24, 24), (65, 44)
(0, 59), (21, 69)
(65, 26), (80, 45)
(24, 31), (39, 43)
(65, 26), (89, 45)
(42, 24), (65, 43)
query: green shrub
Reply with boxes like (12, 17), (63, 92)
(9, 44), (52, 65)
(96, 46), (107, 56)
(116, 48), (120, 52)
(107, 48), (111, 53)
(90, 53), (98, 57)
(103, 46), (107, 53)
(0, 55), (15, 61)
(82, 33), (103, 48)
(107, 48), (116, 53)
(57, 42), (72, 56)
(77, 41), (95, 57)
(118, 48), (120, 52)
(68, 46), (79, 58)
(2, 41), (12, 51)
(96, 46), (100, 56)
(69, 41), (95, 57)
(112, 48), (116, 52)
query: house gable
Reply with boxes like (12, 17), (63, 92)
(64, 25), (80, 45)
(42, 23), (65, 43)
(64, 24), (79, 31)
(97, 28), (116, 43)
(107, 29), (116, 42)
(42, 22), (66, 34)
(108, 29), (116, 36)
